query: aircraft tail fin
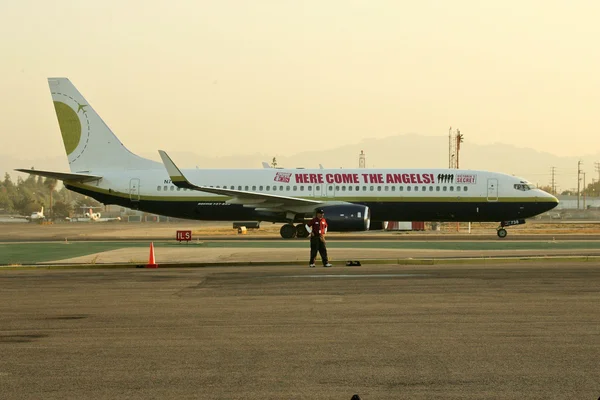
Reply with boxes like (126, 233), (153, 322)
(47, 78), (160, 173)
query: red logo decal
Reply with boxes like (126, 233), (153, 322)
(274, 172), (292, 183)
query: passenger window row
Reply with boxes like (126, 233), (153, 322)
(156, 185), (470, 192)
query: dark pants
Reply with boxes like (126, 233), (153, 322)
(310, 236), (328, 265)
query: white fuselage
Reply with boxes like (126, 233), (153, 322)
(87, 167), (554, 204)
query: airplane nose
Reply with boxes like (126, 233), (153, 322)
(539, 190), (559, 210)
(546, 191), (559, 204)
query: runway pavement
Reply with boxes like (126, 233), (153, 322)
(2, 221), (600, 243)
(4, 240), (600, 265)
(40, 244), (600, 265)
(0, 262), (598, 399)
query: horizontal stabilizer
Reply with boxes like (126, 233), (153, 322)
(15, 168), (102, 183)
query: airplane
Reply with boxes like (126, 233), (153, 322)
(30, 207), (45, 221)
(10, 207), (45, 222)
(16, 78), (558, 239)
(66, 206), (121, 222)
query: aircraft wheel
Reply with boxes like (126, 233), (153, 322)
(280, 224), (297, 239)
(295, 224), (309, 238)
(497, 228), (507, 238)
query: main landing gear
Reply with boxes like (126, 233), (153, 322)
(296, 224), (310, 238)
(280, 223), (309, 239)
(496, 219), (526, 238)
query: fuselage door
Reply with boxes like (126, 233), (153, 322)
(129, 178), (140, 202)
(487, 178), (498, 201)
(314, 184), (325, 198)
(326, 183), (336, 198)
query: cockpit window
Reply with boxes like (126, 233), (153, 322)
(514, 184), (531, 191)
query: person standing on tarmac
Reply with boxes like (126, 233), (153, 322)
(306, 208), (332, 268)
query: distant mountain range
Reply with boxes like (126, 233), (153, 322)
(3, 134), (598, 193)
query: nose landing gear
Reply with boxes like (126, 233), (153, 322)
(497, 219), (526, 238)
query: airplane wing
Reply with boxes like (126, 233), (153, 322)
(9, 215), (29, 220)
(158, 150), (322, 210)
(15, 169), (102, 183)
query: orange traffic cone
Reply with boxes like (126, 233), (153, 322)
(146, 242), (158, 268)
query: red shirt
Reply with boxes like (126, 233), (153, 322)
(307, 217), (328, 235)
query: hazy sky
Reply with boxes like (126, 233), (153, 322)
(2, 0), (599, 163)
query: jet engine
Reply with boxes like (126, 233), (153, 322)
(320, 205), (370, 232)
(84, 211), (101, 220)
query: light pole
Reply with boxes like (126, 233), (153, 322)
(583, 172), (586, 209)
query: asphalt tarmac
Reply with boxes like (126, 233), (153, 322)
(2, 221), (600, 243)
(4, 240), (600, 265)
(1, 262), (598, 399)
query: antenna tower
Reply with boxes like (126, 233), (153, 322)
(359, 150), (366, 168)
(448, 127), (463, 169)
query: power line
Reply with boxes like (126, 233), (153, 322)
(550, 166), (556, 194)
(512, 170), (579, 176)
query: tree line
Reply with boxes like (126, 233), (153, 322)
(0, 173), (101, 219)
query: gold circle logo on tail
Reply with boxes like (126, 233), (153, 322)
(53, 101), (81, 155)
